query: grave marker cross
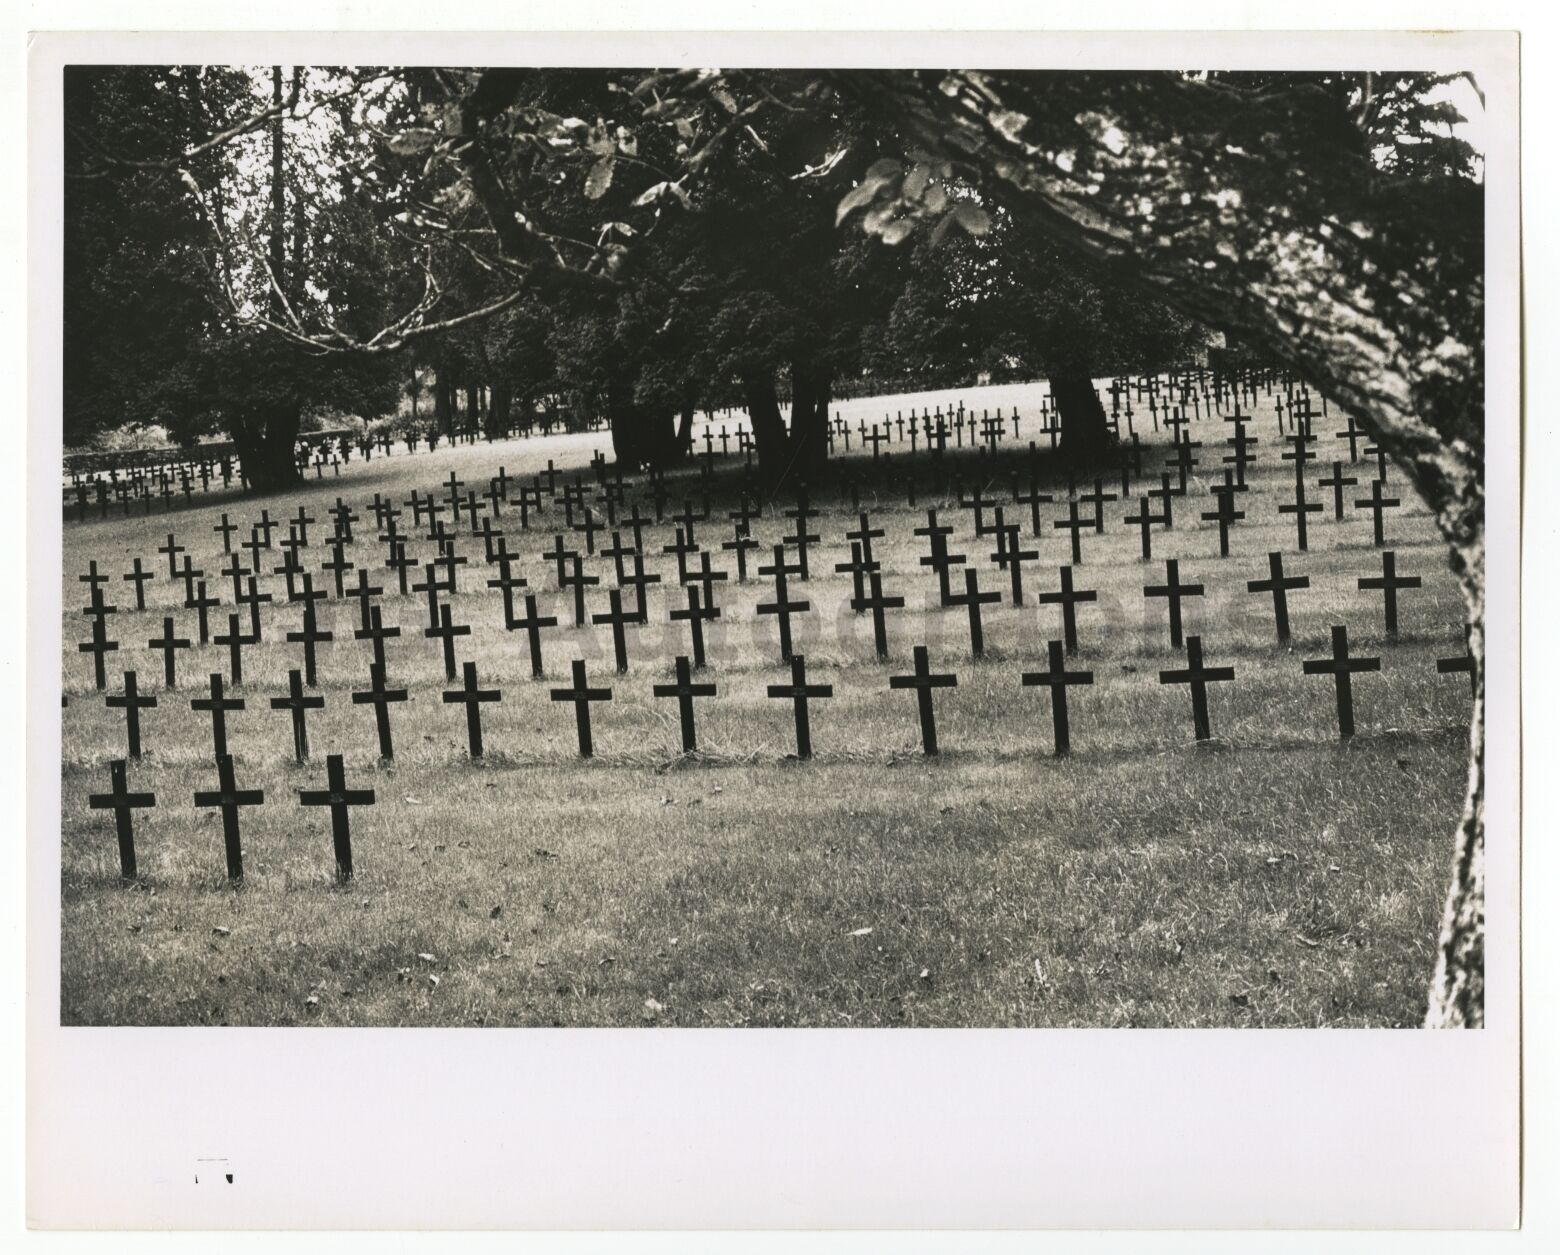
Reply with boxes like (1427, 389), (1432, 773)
(298, 754), (376, 881)
(1020, 639), (1094, 756)
(1357, 550), (1421, 637)
(550, 658), (613, 758)
(192, 754), (263, 881)
(652, 655), (718, 753)
(105, 669), (157, 760)
(351, 662), (409, 760)
(1144, 559), (1206, 650)
(1246, 551), (1310, 645)
(88, 758), (155, 880)
(1302, 624), (1381, 739)
(270, 667), (326, 763)
(1037, 565), (1098, 655)
(889, 645), (958, 755)
(766, 654), (833, 760)
(443, 660), (501, 758)
(1158, 635), (1236, 743)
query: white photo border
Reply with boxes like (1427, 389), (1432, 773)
(25, 27), (1521, 1230)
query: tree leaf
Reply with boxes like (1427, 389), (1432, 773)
(952, 202), (992, 236)
(584, 159), (615, 200)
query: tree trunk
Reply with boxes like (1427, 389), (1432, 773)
(465, 382), (480, 436)
(1048, 369), (1115, 461)
(741, 368), (792, 483)
(487, 382), (512, 439)
(677, 402), (696, 455)
(845, 69), (1488, 1025)
(605, 374), (679, 469)
(788, 361), (832, 480)
(434, 368), (453, 437)
(231, 400), (302, 492)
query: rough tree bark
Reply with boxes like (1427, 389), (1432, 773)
(1047, 368), (1115, 460)
(741, 368), (793, 482)
(434, 367), (454, 437)
(230, 400), (303, 492)
(788, 361), (833, 479)
(840, 69), (1487, 1025)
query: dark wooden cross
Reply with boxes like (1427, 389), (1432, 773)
(88, 758), (156, 880)
(889, 645), (958, 755)
(443, 660), (501, 758)
(1357, 550), (1421, 637)
(550, 658), (613, 758)
(1144, 559), (1205, 650)
(853, 569), (905, 660)
(1335, 411), (1366, 461)
(270, 667), (325, 763)
(123, 557), (154, 610)
(147, 616), (191, 689)
(214, 512), (238, 554)
(1123, 499), (1163, 563)
(352, 661), (408, 760)
(1037, 565), (1098, 655)
(1158, 635), (1236, 743)
(1079, 478), (1118, 535)
(1318, 460), (1358, 521)
(193, 754), (263, 881)
(158, 532), (186, 579)
(1015, 481), (1055, 537)
(560, 553), (599, 629)
(1278, 466), (1323, 552)
(1436, 651), (1477, 692)
(766, 654), (833, 760)
(1302, 624), (1381, 739)
(992, 523), (1038, 605)
(1201, 480), (1246, 557)
(1021, 639), (1094, 756)
(1053, 497), (1091, 564)
(1246, 551), (1309, 645)
(946, 567), (1001, 658)
(298, 754), (375, 881)
(757, 544), (810, 663)
(1146, 472), (1178, 528)
(670, 584), (720, 670)
(721, 525), (760, 584)
(591, 588), (637, 674)
(509, 593), (559, 678)
(653, 655), (718, 753)
(1354, 478), (1402, 547)
(425, 602), (471, 680)
(345, 567), (385, 633)
(78, 614), (119, 691)
(213, 612), (258, 687)
(105, 669), (156, 760)
(835, 540), (879, 610)
(191, 671), (244, 759)
(285, 601), (333, 687)
(352, 602), (399, 675)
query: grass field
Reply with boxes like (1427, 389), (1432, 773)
(58, 381), (1474, 1026)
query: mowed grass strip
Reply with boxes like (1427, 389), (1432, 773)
(59, 382), (1475, 1026)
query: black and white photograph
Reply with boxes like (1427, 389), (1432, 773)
(23, 16), (1527, 1234)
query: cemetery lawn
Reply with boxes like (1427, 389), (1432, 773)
(59, 384), (1473, 1027)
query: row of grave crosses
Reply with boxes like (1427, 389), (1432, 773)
(83, 390), (1401, 624)
(76, 479), (1437, 697)
(86, 616), (1476, 887)
(65, 363), (1337, 523)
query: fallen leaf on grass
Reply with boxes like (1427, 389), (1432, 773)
(644, 998), (664, 1014)
(848, 927), (873, 937)
(416, 952), (437, 963)
(404, 796), (424, 805)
